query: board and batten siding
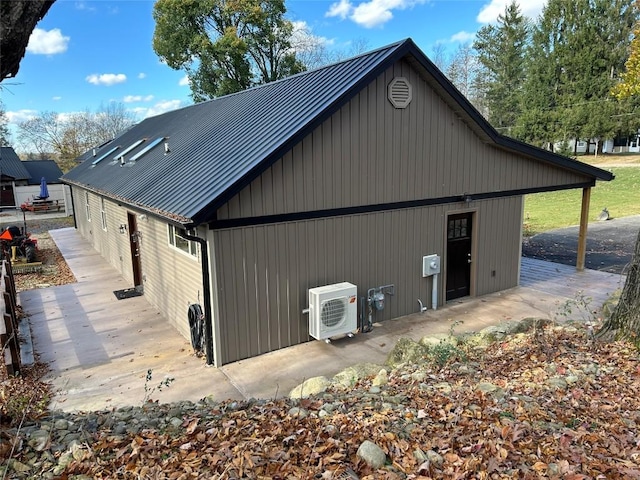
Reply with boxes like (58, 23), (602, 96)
(217, 59), (591, 221)
(71, 187), (203, 342)
(214, 197), (521, 365)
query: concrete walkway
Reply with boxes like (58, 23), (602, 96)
(20, 228), (624, 412)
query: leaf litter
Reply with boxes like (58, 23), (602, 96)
(2, 323), (640, 478)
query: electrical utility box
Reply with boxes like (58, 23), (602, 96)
(422, 254), (441, 277)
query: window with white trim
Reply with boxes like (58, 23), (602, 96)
(100, 198), (107, 231)
(85, 192), (91, 221)
(168, 225), (198, 258)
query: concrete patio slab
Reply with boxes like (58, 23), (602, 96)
(19, 228), (624, 412)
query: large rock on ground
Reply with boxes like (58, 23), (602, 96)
(333, 363), (383, 388)
(289, 376), (331, 399)
(386, 337), (429, 368)
(357, 440), (386, 469)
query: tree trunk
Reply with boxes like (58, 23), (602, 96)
(0, 0), (56, 81)
(599, 228), (640, 345)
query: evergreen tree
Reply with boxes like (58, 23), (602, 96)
(473, 1), (529, 136)
(517, 0), (636, 151)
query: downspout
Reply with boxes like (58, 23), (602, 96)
(69, 185), (77, 229)
(182, 228), (214, 366)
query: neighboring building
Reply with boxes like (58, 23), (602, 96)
(62, 39), (613, 366)
(0, 146), (31, 208)
(16, 159), (72, 214)
(21, 160), (64, 185)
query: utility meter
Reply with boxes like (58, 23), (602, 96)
(373, 291), (385, 310)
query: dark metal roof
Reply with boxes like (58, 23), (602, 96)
(62, 38), (614, 226)
(0, 147), (31, 180)
(22, 160), (64, 185)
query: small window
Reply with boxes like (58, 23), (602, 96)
(100, 198), (107, 231)
(168, 225), (198, 258)
(85, 192), (91, 222)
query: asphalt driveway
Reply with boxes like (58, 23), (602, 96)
(523, 214), (640, 274)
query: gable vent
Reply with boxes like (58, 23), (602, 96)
(388, 77), (412, 109)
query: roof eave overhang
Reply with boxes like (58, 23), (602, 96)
(62, 179), (195, 229)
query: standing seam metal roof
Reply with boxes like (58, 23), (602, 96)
(62, 38), (613, 226)
(0, 147), (32, 180)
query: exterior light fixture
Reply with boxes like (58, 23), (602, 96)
(119, 224), (127, 234)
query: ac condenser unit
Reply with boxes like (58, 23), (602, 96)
(308, 282), (357, 341)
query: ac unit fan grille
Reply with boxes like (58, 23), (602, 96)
(321, 298), (346, 328)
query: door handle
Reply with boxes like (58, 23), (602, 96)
(467, 253), (472, 264)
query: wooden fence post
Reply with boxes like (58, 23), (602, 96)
(0, 260), (21, 376)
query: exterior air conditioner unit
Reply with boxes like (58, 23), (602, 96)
(308, 282), (357, 341)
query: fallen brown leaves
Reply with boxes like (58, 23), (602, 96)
(5, 325), (640, 479)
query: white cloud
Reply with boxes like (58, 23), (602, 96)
(26, 28), (70, 55)
(75, 1), (96, 12)
(450, 31), (475, 43)
(178, 75), (190, 87)
(138, 72), (146, 79)
(477, 0), (546, 24)
(326, 0), (352, 19)
(6, 109), (39, 125)
(86, 73), (127, 86)
(52, 96), (62, 101)
(131, 100), (183, 119)
(326, 0), (426, 29)
(123, 94), (154, 103)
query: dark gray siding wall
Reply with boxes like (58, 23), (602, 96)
(217, 60), (590, 221)
(214, 197), (521, 364)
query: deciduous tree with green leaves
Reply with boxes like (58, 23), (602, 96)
(152, 0), (305, 101)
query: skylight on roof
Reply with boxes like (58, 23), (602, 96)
(129, 137), (164, 162)
(114, 139), (145, 162)
(91, 146), (119, 166)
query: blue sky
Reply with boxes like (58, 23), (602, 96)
(2, 0), (546, 149)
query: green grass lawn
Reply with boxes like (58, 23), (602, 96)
(523, 166), (640, 236)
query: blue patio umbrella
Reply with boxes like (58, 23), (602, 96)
(39, 176), (49, 199)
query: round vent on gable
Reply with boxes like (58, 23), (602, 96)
(388, 77), (412, 109)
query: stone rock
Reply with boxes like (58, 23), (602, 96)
(476, 382), (498, 393)
(28, 430), (50, 451)
(425, 449), (444, 468)
(10, 460), (31, 474)
(289, 376), (332, 399)
(420, 333), (455, 347)
(53, 419), (69, 431)
(372, 369), (388, 386)
(386, 338), (429, 368)
(333, 363), (383, 388)
(288, 407), (308, 419)
(357, 440), (386, 469)
(547, 377), (568, 390)
(478, 318), (551, 343)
